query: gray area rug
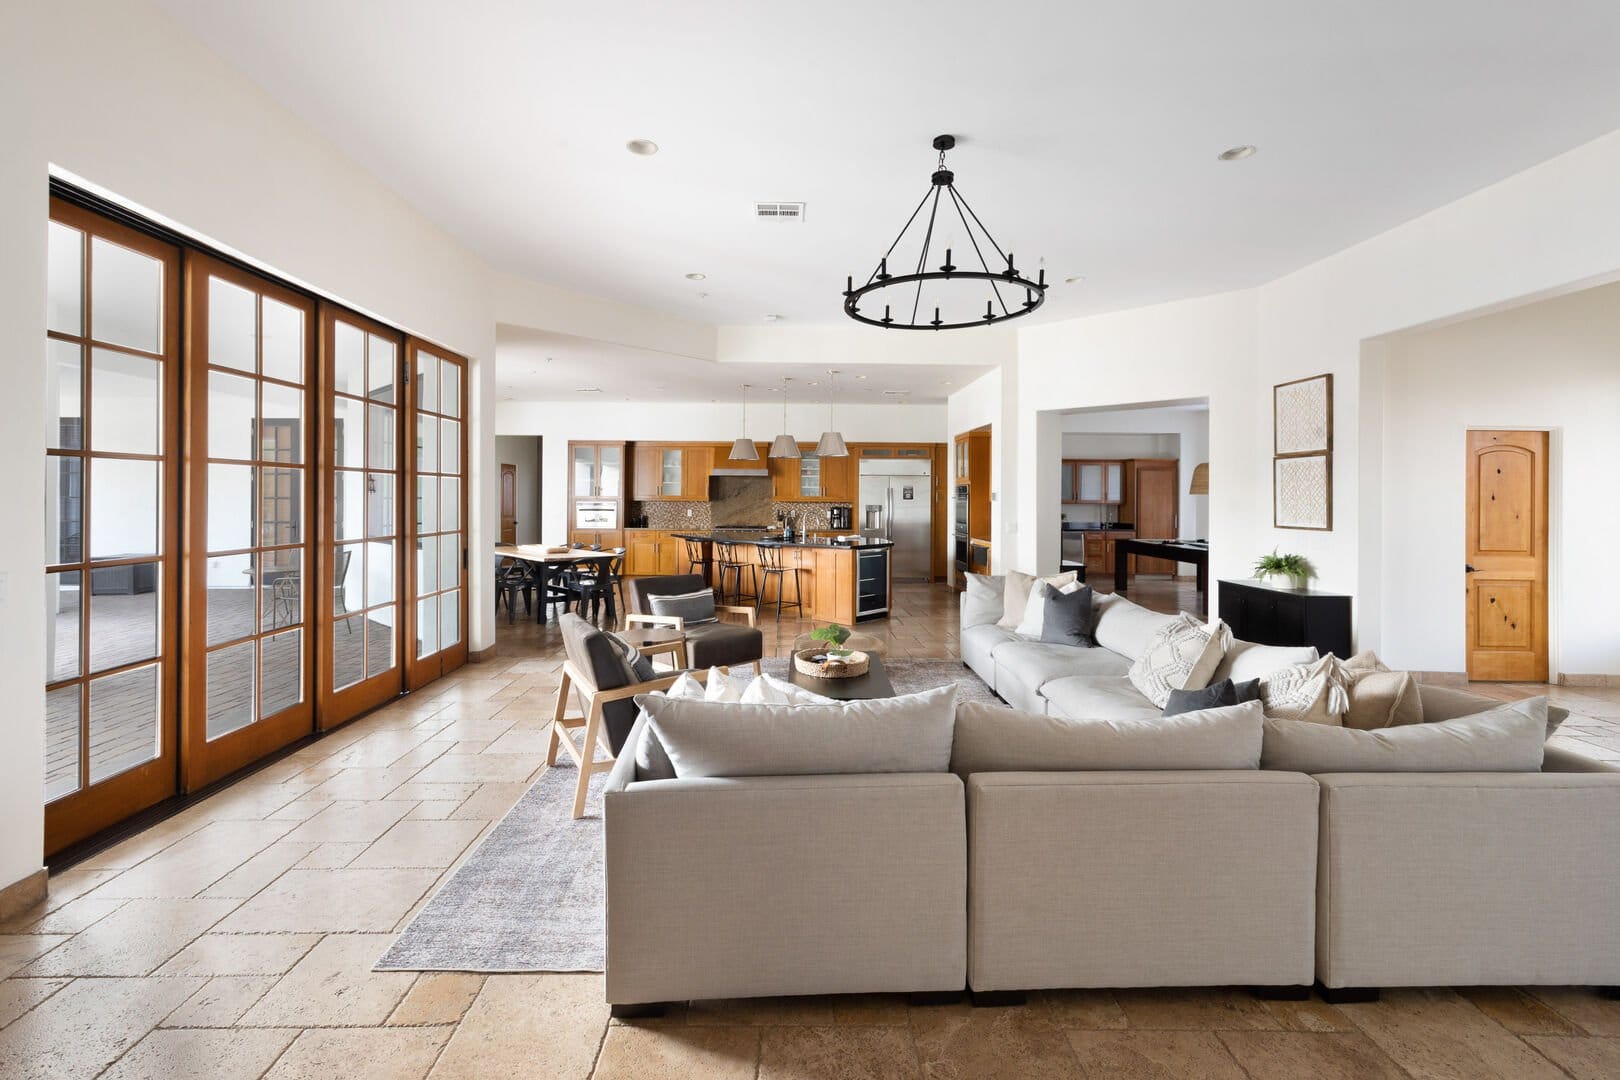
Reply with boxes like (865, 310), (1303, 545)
(376, 657), (999, 973)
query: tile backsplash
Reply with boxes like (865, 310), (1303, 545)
(632, 501), (852, 531)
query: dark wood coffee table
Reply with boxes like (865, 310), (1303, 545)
(787, 652), (895, 700)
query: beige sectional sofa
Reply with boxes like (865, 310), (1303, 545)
(600, 587), (1620, 1013)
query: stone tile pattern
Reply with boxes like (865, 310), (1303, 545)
(5, 582), (1620, 1077)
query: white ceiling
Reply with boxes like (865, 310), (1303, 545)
(496, 326), (986, 404)
(156, 1), (1620, 328)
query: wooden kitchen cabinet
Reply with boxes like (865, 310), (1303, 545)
(569, 441), (625, 499)
(682, 446), (713, 499)
(718, 440), (769, 468)
(623, 530), (684, 575)
(632, 445), (712, 501)
(570, 528), (624, 550)
(1081, 529), (1137, 576)
(1066, 459), (1124, 504)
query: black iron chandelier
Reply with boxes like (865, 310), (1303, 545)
(843, 134), (1046, 330)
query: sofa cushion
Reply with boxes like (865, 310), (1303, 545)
(648, 587), (718, 626)
(996, 640), (1131, 700)
(1015, 579), (1082, 639)
(961, 573), (1005, 628)
(999, 570), (1077, 629)
(1339, 652), (1424, 729)
(1092, 594), (1180, 661)
(1260, 696), (1551, 773)
(1040, 676), (1164, 722)
(951, 699), (1265, 775)
(638, 685), (958, 778)
(1127, 615), (1233, 708)
(1415, 683), (1569, 736)
(1040, 584), (1098, 647)
(1211, 640), (1319, 683)
(1164, 677), (1261, 717)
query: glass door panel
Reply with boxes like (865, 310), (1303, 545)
(320, 308), (405, 725)
(43, 198), (181, 856)
(181, 253), (316, 790)
(404, 341), (467, 689)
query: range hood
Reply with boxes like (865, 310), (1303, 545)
(709, 466), (770, 477)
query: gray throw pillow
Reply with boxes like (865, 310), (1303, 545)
(1040, 584), (1097, 647)
(606, 633), (657, 682)
(1164, 677), (1261, 717)
(649, 587), (718, 625)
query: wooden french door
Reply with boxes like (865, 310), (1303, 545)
(404, 342), (469, 689)
(318, 307), (406, 727)
(1465, 430), (1549, 682)
(43, 200), (183, 853)
(180, 254), (317, 789)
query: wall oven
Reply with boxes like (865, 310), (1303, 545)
(575, 500), (618, 529)
(954, 485), (970, 536)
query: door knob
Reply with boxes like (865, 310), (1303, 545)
(1465, 564), (1477, 573)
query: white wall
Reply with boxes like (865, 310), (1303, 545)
(945, 367), (1005, 574)
(0, 0), (509, 893)
(1376, 282), (1620, 677)
(496, 400), (947, 542)
(495, 435), (542, 545)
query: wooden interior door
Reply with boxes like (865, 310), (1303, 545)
(1466, 430), (1549, 682)
(500, 463), (517, 544)
(1132, 460), (1180, 575)
(180, 253), (317, 790)
(44, 199), (183, 854)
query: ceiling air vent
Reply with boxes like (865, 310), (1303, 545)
(754, 201), (806, 222)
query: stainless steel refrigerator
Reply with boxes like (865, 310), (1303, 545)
(859, 458), (933, 581)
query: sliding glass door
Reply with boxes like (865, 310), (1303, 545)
(44, 199), (182, 852)
(319, 307), (405, 726)
(181, 254), (317, 788)
(405, 342), (468, 688)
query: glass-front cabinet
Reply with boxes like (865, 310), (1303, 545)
(571, 442), (624, 498)
(799, 453), (822, 497)
(659, 448), (682, 496)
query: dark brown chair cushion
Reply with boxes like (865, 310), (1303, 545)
(685, 621), (765, 669)
(557, 613), (640, 753)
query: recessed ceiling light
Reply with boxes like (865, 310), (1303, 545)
(575, 386), (602, 393)
(684, 272), (706, 281)
(807, 381), (819, 387)
(1217, 145), (1257, 161)
(855, 374), (868, 380)
(1064, 275), (1086, 284)
(943, 380), (953, 386)
(762, 314), (781, 322)
(626, 138), (659, 156)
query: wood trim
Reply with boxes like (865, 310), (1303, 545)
(403, 340), (469, 691)
(0, 868), (48, 923)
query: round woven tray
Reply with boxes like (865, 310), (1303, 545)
(792, 648), (870, 679)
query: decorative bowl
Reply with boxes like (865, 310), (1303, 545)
(793, 648), (870, 679)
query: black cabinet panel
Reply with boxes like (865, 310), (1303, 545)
(1218, 579), (1351, 659)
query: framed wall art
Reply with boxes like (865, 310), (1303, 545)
(1273, 373), (1332, 530)
(1274, 453), (1332, 530)
(1274, 373), (1332, 455)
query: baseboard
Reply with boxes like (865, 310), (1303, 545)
(469, 645), (499, 663)
(1560, 673), (1616, 688)
(1414, 670), (1615, 688)
(0, 868), (48, 922)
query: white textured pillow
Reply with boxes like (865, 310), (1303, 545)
(1212, 640), (1320, 683)
(702, 666), (755, 703)
(1127, 615), (1233, 708)
(1261, 696), (1551, 772)
(961, 573), (1005, 629)
(1259, 655), (1348, 726)
(662, 671), (707, 700)
(1014, 580), (1083, 639)
(951, 699), (1265, 775)
(641, 685), (959, 778)
(999, 570), (1077, 628)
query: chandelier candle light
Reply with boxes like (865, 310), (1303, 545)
(843, 134), (1047, 330)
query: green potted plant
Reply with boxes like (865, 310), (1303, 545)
(808, 622), (852, 658)
(1253, 549), (1313, 590)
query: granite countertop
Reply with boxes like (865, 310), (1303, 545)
(1061, 522), (1134, 531)
(673, 532), (894, 550)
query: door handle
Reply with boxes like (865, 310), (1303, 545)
(1465, 564), (1477, 573)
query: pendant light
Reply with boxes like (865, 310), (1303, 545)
(729, 383), (759, 461)
(816, 368), (849, 457)
(768, 377), (800, 459)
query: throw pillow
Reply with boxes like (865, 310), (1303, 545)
(1015, 579), (1082, 639)
(1163, 676), (1261, 717)
(1092, 594), (1181, 661)
(1040, 584), (1098, 647)
(1260, 696), (1551, 773)
(1259, 654), (1348, 726)
(999, 569), (1078, 628)
(950, 699), (1265, 775)
(605, 633), (657, 682)
(1127, 614), (1233, 709)
(641, 684), (958, 778)
(1212, 640), (1320, 683)
(961, 573), (1005, 628)
(739, 673), (839, 706)
(663, 671), (707, 700)
(702, 666), (754, 703)
(648, 587), (718, 625)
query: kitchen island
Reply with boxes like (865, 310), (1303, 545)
(673, 533), (893, 622)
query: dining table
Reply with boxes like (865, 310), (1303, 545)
(493, 545), (619, 625)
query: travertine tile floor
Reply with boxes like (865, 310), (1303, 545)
(4, 581), (1619, 1078)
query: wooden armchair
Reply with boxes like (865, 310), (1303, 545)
(548, 662), (689, 819)
(622, 604), (762, 675)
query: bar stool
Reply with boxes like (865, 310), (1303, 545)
(683, 538), (712, 584)
(714, 541), (756, 606)
(755, 542), (803, 621)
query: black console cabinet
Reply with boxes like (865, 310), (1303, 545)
(1218, 579), (1352, 659)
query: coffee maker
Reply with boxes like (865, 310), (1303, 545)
(828, 505), (852, 531)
